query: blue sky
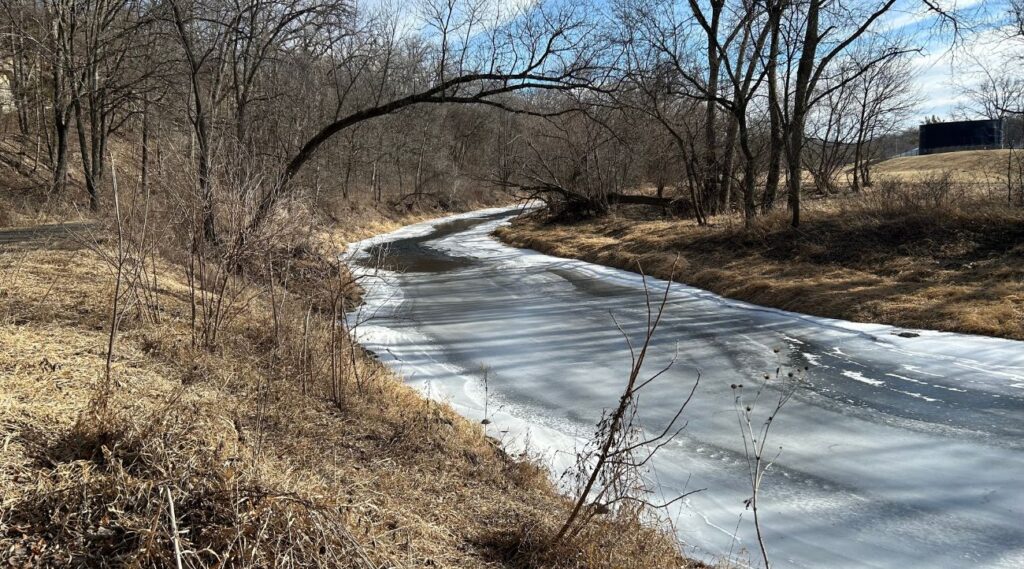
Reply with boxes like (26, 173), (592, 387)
(361, 0), (1018, 124)
(886, 0), (1016, 121)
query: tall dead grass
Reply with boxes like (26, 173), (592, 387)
(498, 175), (1024, 340)
(1, 179), (694, 568)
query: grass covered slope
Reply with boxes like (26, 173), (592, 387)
(497, 195), (1024, 341)
(871, 149), (1014, 182)
(0, 215), (689, 568)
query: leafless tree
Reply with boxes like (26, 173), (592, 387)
(245, 0), (612, 235)
(849, 49), (919, 190)
(782, 0), (914, 226)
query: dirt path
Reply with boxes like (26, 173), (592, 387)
(0, 222), (92, 248)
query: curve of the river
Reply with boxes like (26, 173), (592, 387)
(347, 207), (1024, 569)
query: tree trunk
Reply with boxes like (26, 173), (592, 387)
(72, 98), (100, 210)
(371, 160), (380, 202)
(852, 135), (864, 191)
(720, 114), (739, 212)
(141, 95), (150, 195)
(786, 128), (802, 227)
(342, 159), (352, 200)
(738, 114), (756, 226)
(49, 6), (71, 196)
(51, 110), (70, 196)
(703, 1), (724, 215)
(762, 1), (784, 212)
(9, 29), (31, 136)
(199, 134), (216, 243)
(787, 0), (820, 228)
(170, 0), (217, 243)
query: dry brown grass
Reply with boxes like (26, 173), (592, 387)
(498, 183), (1024, 341)
(0, 135), (97, 229)
(0, 212), (693, 568)
(871, 149), (1014, 182)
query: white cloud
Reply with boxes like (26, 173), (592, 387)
(909, 23), (1024, 119)
(880, 0), (990, 33)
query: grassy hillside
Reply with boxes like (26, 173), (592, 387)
(872, 149), (1014, 182)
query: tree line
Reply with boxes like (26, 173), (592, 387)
(0, 0), (976, 235)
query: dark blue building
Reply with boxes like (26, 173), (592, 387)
(919, 119), (1004, 155)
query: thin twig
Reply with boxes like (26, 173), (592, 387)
(166, 486), (184, 569)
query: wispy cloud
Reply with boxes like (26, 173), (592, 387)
(901, 0), (1020, 120)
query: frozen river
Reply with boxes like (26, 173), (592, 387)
(347, 207), (1024, 568)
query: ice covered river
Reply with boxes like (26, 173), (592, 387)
(347, 207), (1024, 568)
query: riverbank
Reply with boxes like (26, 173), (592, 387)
(496, 199), (1024, 341)
(0, 206), (690, 568)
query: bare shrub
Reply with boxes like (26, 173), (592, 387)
(74, 155), (162, 412)
(1006, 147), (1024, 206)
(554, 269), (700, 548)
(869, 172), (969, 213)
